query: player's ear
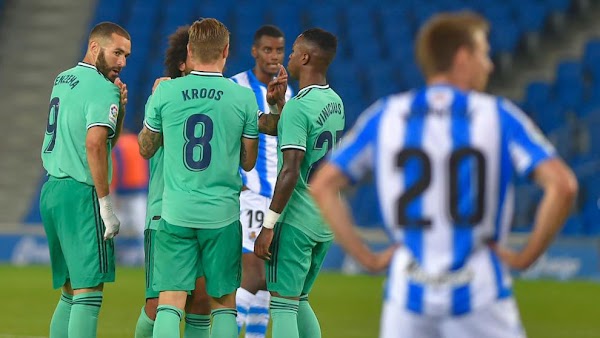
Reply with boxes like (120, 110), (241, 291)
(251, 44), (258, 59)
(301, 52), (310, 66)
(223, 43), (230, 59)
(178, 62), (185, 73)
(89, 39), (100, 56)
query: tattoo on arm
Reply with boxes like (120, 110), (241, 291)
(138, 127), (162, 159)
(240, 140), (247, 164)
(259, 113), (280, 136)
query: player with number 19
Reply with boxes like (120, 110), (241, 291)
(137, 18), (258, 338)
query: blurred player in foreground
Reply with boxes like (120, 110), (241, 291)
(311, 11), (578, 338)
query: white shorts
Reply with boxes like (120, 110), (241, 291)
(239, 190), (271, 253)
(380, 297), (526, 338)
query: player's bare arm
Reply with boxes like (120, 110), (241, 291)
(258, 65), (288, 135)
(254, 149), (305, 260)
(311, 163), (396, 272)
(87, 126), (111, 198)
(111, 78), (128, 146)
(240, 137), (258, 171)
(138, 126), (163, 159)
(491, 158), (578, 270)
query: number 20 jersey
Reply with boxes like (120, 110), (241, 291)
(330, 85), (555, 316)
(144, 71), (259, 229)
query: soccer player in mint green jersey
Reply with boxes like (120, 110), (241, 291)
(39, 22), (130, 338)
(137, 19), (259, 338)
(135, 25), (213, 338)
(254, 28), (344, 338)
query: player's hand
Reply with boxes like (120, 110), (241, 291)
(98, 195), (120, 240)
(115, 78), (128, 106)
(489, 242), (534, 270)
(360, 245), (397, 273)
(267, 64), (287, 106)
(152, 77), (171, 93)
(254, 228), (274, 260)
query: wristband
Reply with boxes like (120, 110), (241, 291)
(263, 209), (281, 229)
(268, 103), (280, 115)
(98, 194), (114, 212)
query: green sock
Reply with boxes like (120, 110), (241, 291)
(134, 306), (155, 338)
(68, 291), (103, 338)
(153, 305), (183, 338)
(298, 295), (321, 338)
(210, 308), (237, 338)
(50, 291), (72, 338)
(270, 297), (300, 338)
(184, 313), (211, 338)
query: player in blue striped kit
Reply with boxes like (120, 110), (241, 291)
(231, 25), (293, 338)
(311, 12), (578, 338)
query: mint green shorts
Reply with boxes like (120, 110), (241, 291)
(40, 177), (115, 289)
(266, 223), (332, 297)
(153, 220), (241, 298)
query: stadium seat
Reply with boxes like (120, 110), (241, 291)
(523, 81), (552, 116)
(556, 60), (584, 83)
(515, 1), (547, 33)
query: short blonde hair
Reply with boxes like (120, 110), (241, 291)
(188, 18), (230, 63)
(416, 11), (489, 79)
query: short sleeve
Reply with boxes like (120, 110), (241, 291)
(329, 99), (386, 183)
(279, 100), (308, 152)
(243, 97), (259, 139)
(499, 98), (556, 178)
(143, 85), (163, 133)
(85, 82), (120, 138)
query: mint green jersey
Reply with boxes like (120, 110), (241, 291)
(277, 84), (345, 241)
(144, 94), (164, 231)
(144, 71), (259, 229)
(41, 62), (120, 185)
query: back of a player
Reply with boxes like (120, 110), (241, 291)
(338, 85), (553, 337)
(270, 84), (344, 296)
(40, 62), (119, 290)
(146, 72), (259, 228)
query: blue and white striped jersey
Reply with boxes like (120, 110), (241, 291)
(231, 70), (293, 198)
(330, 85), (555, 316)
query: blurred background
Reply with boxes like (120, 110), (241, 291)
(0, 0), (599, 336)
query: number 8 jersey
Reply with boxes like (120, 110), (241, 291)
(330, 85), (555, 316)
(144, 71), (259, 229)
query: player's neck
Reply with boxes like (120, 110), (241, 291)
(189, 58), (224, 74)
(428, 74), (468, 91)
(81, 53), (96, 67)
(252, 67), (275, 85)
(298, 72), (327, 90)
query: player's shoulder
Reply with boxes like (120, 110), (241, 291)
(229, 70), (250, 87)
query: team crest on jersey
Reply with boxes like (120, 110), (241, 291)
(109, 104), (118, 125)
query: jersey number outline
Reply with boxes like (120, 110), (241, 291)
(307, 130), (343, 182)
(396, 147), (486, 228)
(183, 114), (214, 171)
(44, 97), (60, 153)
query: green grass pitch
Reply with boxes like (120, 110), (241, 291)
(1, 265), (598, 337)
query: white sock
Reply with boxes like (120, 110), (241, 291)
(236, 287), (254, 333)
(245, 290), (270, 338)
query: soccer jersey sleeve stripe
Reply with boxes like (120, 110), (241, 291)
(87, 123), (116, 138)
(280, 145), (306, 152)
(242, 134), (259, 139)
(144, 120), (161, 133)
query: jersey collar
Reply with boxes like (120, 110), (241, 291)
(190, 70), (223, 77)
(77, 62), (98, 71)
(297, 84), (329, 96)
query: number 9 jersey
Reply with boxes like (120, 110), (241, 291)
(329, 85), (556, 316)
(144, 71), (259, 229)
(41, 62), (120, 185)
